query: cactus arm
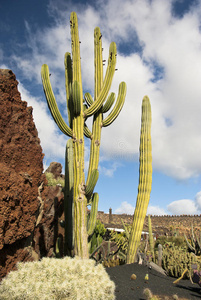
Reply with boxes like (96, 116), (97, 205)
(184, 233), (195, 252)
(70, 12), (82, 89)
(64, 139), (74, 255)
(84, 123), (93, 139)
(87, 193), (99, 236)
(148, 214), (155, 261)
(86, 27), (103, 185)
(127, 96), (152, 264)
(84, 42), (117, 117)
(84, 93), (94, 107)
(85, 169), (99, 200)
(121, 219), (130, 239)
(64, 52), (73, 128)
(41, 64), (73, 137)
(101, 92), (115, 113)
(191, 224), (196, 249)
(72, 81), (81, 115)
(102, 82), (126, 127)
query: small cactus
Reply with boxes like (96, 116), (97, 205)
(0, 257), (115, 299)
(130, 273), (137, 280)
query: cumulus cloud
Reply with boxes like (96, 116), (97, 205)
(195, 191), (201, 210)
(167, 199), (198, 215)
(114, 201), (167, 215)
(4, 0), (201, 181)
(18, 83), (66, 162)
(114, 201), (134, 214)
(147, 206), (167, 216)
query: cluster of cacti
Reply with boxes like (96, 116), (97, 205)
(90, 240), (120, 266)
(127, 96), (152, 264)
(41, 12), (126, 258)
(110, 219), (131, 261)
(0, 257), (115, 300)
(45, 172), (65, 187)
(162, 242), (201, 278)
(184, 224), (201, 255)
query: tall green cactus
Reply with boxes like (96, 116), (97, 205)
(126, 96), (152, 264)
(41, 12), (126, 258)
(148, 214), (155, 261)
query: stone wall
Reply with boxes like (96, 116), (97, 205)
(97, 210), (201, 236)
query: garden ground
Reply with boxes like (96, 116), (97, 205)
(106, 263), (201, 300)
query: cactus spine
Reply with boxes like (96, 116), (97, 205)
(126, 96), (152, 264)
(41, 12), (126, 258)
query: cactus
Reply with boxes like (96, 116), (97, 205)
(0, 257), (115, 299)
(157, 244), (163, 267)
(148, 214), (155, 261)
(126, 96), (152, 264)
(41, 12), (126, 258)
(184, 223), (201, 255)
(162, 242), (201, 278)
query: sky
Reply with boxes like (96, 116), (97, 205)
(1, 0), (201, 216)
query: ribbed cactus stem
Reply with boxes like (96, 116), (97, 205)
(86, 27), (103, 185)
(148, 214), (155, 261)
(126, 96), (152, 264)
(64, 139), (74, 255)
(70, 12), (88, 258)
(41, 64), (72, 137)
(41, 12), (126, 259)
(87, 193), (99, 236)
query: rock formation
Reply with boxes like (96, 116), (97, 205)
(0, 69), (45, 280)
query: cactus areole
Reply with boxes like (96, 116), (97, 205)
(41, 12), (126, 258)
(126, 96), (152, 264)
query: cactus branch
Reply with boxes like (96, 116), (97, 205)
(87, 193), (99, 236)
(102, 82), (126, 127)
(101, 92), (116, 113)
(41, 64), (72, 137)
(127, 96), (152, 264)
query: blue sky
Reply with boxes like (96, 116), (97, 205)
(1, 0), (201, 215)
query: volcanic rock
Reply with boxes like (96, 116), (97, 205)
(0, 69), (44, 280)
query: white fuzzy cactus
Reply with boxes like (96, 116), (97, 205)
(0, 256), (115, 300)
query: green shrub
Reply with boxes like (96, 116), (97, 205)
(155, 235), (186, 249)
(162, 243), (201, 278)
(45, 172), (65, 187)
(0, 256), (115, 300)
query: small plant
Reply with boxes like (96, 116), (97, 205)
(45, 172), (65, 187)
(0, 256), (115, 300)
(89, 220), (106, 254)
(184, 224), (201, 255)
(143, 288), (159, 300)
(110, 220), (131, 262)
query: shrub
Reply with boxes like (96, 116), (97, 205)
(45, 172), (64, 187)
(0, 256), (115, 300)
(155, 235), (186, 249)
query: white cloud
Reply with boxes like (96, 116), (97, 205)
(114, 201), (134, 214)
(167, 199), (198, 215)
(114, 201), (167, 215)
(195, 191), (201, 210)
(99, 161), (122, 177)
(6, 0), (201, 181)
(18, 83), (67, 162)
(147, 206), (167, 216)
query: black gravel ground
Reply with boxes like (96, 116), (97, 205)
(105, 263), (201, 300)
